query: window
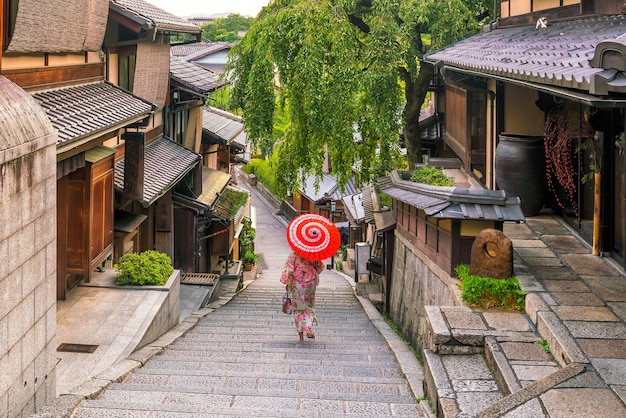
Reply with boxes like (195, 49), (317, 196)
(119, 53), (136, 91)
(3, 0), (19, 48)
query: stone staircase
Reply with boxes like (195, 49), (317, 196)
(71, 272), (425, 417)
(421, 300), (589, 418)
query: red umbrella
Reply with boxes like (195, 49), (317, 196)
(286, 213), (341, 261)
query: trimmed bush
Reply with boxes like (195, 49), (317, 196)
(455, 264), (526, 311)
(410, 166), (454, 186)
(116, 250), (174, 286)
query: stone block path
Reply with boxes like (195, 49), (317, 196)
(70, 269), (425, 417)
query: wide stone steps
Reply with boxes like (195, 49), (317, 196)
(71, 272), (425, 417)
(421, 305), (590, 417)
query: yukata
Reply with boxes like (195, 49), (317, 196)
(280, 252), (324, 335)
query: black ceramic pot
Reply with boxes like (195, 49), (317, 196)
(495, 134), (546, 217)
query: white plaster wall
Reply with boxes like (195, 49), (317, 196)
(0, 134), (57, 417)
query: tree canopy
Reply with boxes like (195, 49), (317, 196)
(201, 14), (254, 43)
(227, 0), (492, 197)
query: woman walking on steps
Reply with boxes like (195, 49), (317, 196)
(280, 251), (324, 340)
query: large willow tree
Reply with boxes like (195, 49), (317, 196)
(227, 0), (491, 197)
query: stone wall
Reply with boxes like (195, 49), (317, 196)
(135, 270), (181, 350)
(0, 129), (58, 415)
(388, 232), (464, 353)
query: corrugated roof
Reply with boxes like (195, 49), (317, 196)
(32, 81), (153, 146)
(114, 137), (201, 207)
(424, 15), (626, 93)
(197, 167), (231, 207)
(341, 193), (364, 224)
(377, 171), (524, 222)
(171, 42), (232, 61)
(111, 0), (201, 33)
(170, 56), (227, 94)
(202, 107), (244, 144)
(361, 185), (375, 224)
(300, 173), (360, 203)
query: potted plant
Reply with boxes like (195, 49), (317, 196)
(242, 251), (259, 271)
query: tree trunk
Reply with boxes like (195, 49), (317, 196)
(402, 64), (434, 170)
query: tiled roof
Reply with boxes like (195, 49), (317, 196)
(424, 15), (626, 93)
(111, 0), (201, 33)
(114, 137), (201, 207)
(32, 82), (153, 146)
(170, 56), (227, 94)
(171, 42), (232, 60)
(300, 173), (360, 203)
(197, 167), (231, 207)
(202, 107), (245, 144)
(377, 171), (524, 222)
(341, 193), (364, 223)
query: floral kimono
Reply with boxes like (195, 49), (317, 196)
(280, 252), (324, 338)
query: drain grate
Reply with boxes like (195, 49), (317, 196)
(181, 272), (218, 286)
(57, 343), (98, 353)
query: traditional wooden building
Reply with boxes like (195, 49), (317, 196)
(424, 0), (626, 268)
(101, 0), (204, 274)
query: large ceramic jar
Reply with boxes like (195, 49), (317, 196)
(495, 134), (546, 217)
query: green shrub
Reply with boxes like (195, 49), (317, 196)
(340, 244), (348, 261)
(116, 250), (174, 286)
(455, 264), (526, 311)
(410, 166), (454, 186)
(244, 155), (281, 196)
(242, 251), (259, 265)
(336, 260), (343, 272)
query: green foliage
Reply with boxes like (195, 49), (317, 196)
(379, 193), (392, 209)
(410, 166), (455, 186)
(455, 264), (526, 311)
(116, 250), (174, 286)
(239, 218), (256, 256)
(340, 244), (348, 261)
(201, 14), (253, 42)
(227, 0), (490, 193)
(335, 260), (343, 272)
(244, 154), (281, 196)
(208, 86), (235, 112)
(219, 187), (249, 218)
(536, 339), (551, 353)
(242, 251), (260, 264)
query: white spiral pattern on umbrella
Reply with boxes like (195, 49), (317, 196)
(286, 213), (340, 260)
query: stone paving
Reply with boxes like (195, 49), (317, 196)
(421, 215), (626, 417)
(71, 271), (425, 417)
(62, 170), (428, 418)
(35, 169), (626, 417)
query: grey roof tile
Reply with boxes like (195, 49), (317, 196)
(114, 137), (201, 207)
(111, 0), (200, 33)
(170, 56), (227, 94)
(32, 81), (153, 145)
(377, 171), (524, 222)
(202, 107), (244, 144)
(426, 15), (626, 92)
(171, 42), (232, 61)
(300, 173), (359, 202)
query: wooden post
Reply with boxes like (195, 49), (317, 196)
(593, 172), (601, 256)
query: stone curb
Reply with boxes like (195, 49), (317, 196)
(353, 290), (434, 418)
(476, 362), (586, 418)
(29, 282), (244, 418)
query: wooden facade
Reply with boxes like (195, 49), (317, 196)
(393, 201), (500, 276)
